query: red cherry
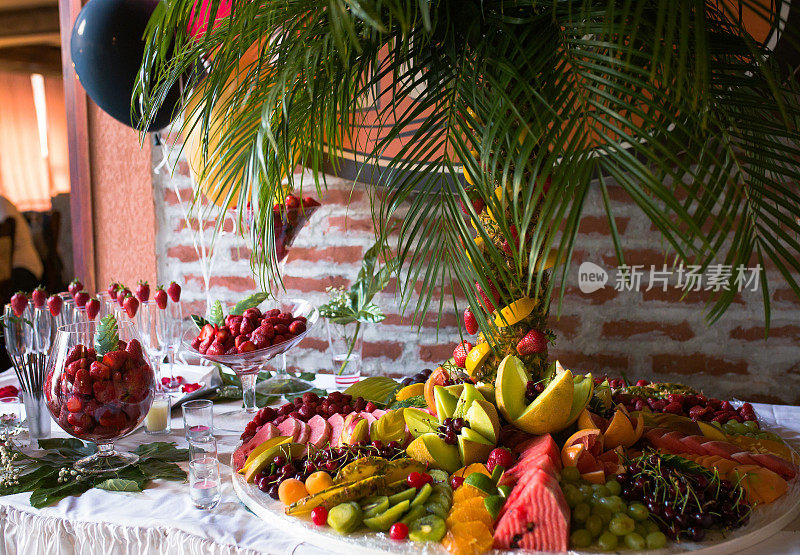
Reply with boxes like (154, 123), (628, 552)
(421, 472), (433, 486)
(450, 475), (465, 489)
(311, 506), (328, 526)
(406, 471), (426, 489)
(389, 522), (409, 540)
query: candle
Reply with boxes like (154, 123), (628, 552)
(145, 393), (171, 434)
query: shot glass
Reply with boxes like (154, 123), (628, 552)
(0, 396), (27, 447)
(182, 400), (213, 440)
(188, 436), (218, 462)
(189, 457), (221, 510)
(144, 391), (172, 435)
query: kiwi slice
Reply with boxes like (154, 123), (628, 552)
(327, 502), (363, 535)
(425, 498), (449, 518)
(410, 483), (432, 508)
(388, 487), (416, 505)
(360, 495), (390, 518)
(400, 504), (427, 526)
(428, 469), (449, 483)
(363, 499), (410, 532)
(408, 514), (447, 542)
(432, 482), (453, 503)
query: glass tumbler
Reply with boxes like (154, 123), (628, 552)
(189, 457), (221, 510)
(182, 399), (214, 440)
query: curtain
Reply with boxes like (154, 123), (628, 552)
(0, 71), (68, 211)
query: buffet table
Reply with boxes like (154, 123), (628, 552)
(1, 368), (799, 555)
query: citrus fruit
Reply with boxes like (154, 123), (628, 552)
(453, 463), (491, 479)
(305, 471), (334, 495)
(396, 383), (425, 401)
(603, 408), (643, 449)
(278, 478), (308, 506)
(447, 505), (494, 528)
(465, 343), (492, 377)
(443, 521), (494, 555)
(453, 483), (488, 504)
(494, 297), (537, 327)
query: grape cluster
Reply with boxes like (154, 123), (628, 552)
(254, 441), (406, 499)
(524, 380), (545, 403)
(616, 453), (751, 542)
(560, 467), (664, 551)
(400, 368), (433, 387)
(719, 419), (780, 441)
(436, 417), (468, 445)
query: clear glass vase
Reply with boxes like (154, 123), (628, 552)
(326, 320), (363, 389)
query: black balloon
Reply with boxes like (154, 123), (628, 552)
(71, 0), (180, 131)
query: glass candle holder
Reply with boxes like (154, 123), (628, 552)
(0, 396), (26, 447)
(182, 399), (213, 440)
(144, 391), (172, 435)
(189, 457), (221, 510)
(188, 435), (218, 462)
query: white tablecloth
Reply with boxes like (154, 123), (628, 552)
(1, 368), (799, 555)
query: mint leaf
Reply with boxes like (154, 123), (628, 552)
(94, 314), (119, 355)
(191, 314), (210, 330)
(94, 478), (142, 492)
(210, 300), (224, 326)
(231, 292), (268, 315)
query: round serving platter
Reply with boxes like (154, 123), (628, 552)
(232, 412), (800, 555)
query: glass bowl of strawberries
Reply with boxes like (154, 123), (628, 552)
(44, 315), (156, 472)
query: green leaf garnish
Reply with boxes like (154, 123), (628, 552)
(210, 300), (224, 327)
(230, 292), (269, 315)
(191, 314), (210, 330)
(94, 314), (119, 356)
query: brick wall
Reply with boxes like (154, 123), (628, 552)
(152, 140), (800, 404)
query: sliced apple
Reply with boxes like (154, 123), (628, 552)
(434, 386), (458, 420)
(495, 355), (531, 421)
(466, 399), (501, 444)
(340, 417), (370, 446)
(404, 408), (439, 437)
(406, 433), (461, 473)
(512, 369), (574, 435)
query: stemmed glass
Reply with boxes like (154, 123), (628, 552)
(183, 298), (318, 428)
(162, 301), (184, 392)
(137, 301), (167, 386)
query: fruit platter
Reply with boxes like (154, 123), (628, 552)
(229, 358), (800, 554)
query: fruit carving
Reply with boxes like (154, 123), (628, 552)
(404, 383), (501, 472)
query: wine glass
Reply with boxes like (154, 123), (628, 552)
(162, 301), (184, 392)
(183, 298), (318, 428)
(136, 301), (167, 386)
(44, 318), (156, 472)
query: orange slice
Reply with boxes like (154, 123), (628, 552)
(443, 521), (494, 555)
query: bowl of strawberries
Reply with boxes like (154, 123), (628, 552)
(44, 315), (156, 472)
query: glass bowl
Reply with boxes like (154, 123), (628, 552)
(44, 319), (156, 472)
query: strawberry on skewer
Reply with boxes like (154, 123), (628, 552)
(135, 280), (150, 303)
(32, 286), (47, 308)
(86, 298), (100, 320)
(167, 281), (181, 302)
(154, 286), (168, 309)
(123, 294), (139, 318)
(67, 278), (83, 297)
(74, 290), (90, 309)
(10, 291), (27, 317)
(47, 295), (63, 317)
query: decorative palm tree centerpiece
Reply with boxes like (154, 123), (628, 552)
(137, 1), (800, 386)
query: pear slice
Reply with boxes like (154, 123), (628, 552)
(495, 355), (531, 421)
(458, 428), (494, 467)
(434, 386), (458, 421)
(465, 399), (501, 444)
(406, 433), (461, 473)
(453, 383), (484, 419)
(404, 408), (439, 437)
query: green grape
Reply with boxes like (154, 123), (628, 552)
(609, 513), (636, 536)
(570, 529), (593, 548)
(573, 503), (591, 523)
(586, 514), (604, 537)
(565, 486), (584, 508)
(743, 420), (758, 430)
(634, 523), (649, 538)
(597, 531), (619, 551)
(592, 505), (613, 524)
(561, 466), (581, 482)
(729, 421), (747, 435)
(600, 495), (626, 514)
(643, 520), (660, 534)
(646, 531), (667, 549)
(628, 502), (649, 521)
(592, 484), (611, 497)
(579, 484), (594, 497)
(605, 479), (621, 496)
(624, 532), (646, 550)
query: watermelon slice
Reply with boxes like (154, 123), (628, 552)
(750, 452), (798, 479)
(518, 434), (562, 472)
(232, 423), (279, 471)
(680, 435), (709, 455)
(702, 440), (742, 459)
(494, 470), (569, 552)
(327, 413), (346, 446)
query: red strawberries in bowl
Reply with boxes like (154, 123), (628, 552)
(191, 307), (308, 356)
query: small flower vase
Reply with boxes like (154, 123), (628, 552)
(325, 320), (363, 390)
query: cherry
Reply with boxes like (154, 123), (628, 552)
(406, 471), (427, 489)
(450, 475), (465, 489)
(389, 522), (409, 540)
(311, 506), (328, 526)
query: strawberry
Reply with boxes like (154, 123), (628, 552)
(74, 290), (90, 308)
(68, 278), (83, 297)
(463, 308), (478, 335)
(135, 280), (150, 303)
(167, 281), (181, 302)
(153, 286), (168, 309)
(31, 286), (47, 308)
(123, 294), (139, 318)
(198, 323), (217, 342)
(516, 329), (548, 356)
(10, 291), (27, 317)
(85, 298), (100, 320)
(501, 225), (520, 256)
(108, 282), (119, 299)
(117, 287), (131, 307)
(302, 196), (320, 207)
(453, 340), (473, 368)
(475, 280), (500, 312)
(284, 194), (301, 209)
(459, 190), (485, 216)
